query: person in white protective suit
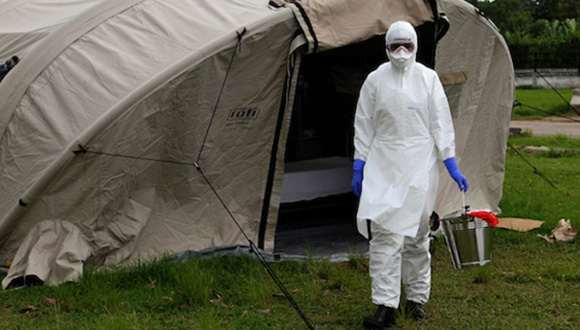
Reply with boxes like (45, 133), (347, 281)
(351, 21), (468, 329)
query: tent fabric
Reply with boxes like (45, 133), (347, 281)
(0, 0), (144, 137)
(0, 0), (302, 273)
(272, 0), (434, 53)
(1, 219), (91, 289)
(0, 0), (514, 287)
(0, 0), (104, 59)
(434, 0), (514, 217)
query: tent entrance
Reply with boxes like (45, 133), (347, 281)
(275, 37), (386, 254)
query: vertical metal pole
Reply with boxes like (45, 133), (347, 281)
(577, 51), (580, 77)
(532, 52), (538, 87)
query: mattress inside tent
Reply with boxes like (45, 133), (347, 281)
(281, 156), (352, 203)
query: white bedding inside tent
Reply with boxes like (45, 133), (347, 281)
(281, 157), (352, 203)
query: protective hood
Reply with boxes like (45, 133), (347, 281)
(385, 21), (417, 70)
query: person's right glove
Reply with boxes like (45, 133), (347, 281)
(444, 157), (469, 191)
(351, 159), (365, 197)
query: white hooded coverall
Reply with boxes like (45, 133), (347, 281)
(353, 21), (456, 308)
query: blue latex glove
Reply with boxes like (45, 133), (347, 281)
(444, 157), (469, 191)
(351, 159), (365, 197)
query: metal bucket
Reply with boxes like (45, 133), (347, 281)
(441, 211), (493, 269)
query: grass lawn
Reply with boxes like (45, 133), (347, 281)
(501, 135), (580, 222)
(513, 87), (575, 119)
(1, 134), (580, 329)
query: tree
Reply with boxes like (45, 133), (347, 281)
(473, 0), (580, 69)
(533, 0), (580, 20)
(476, 0), (535, 33)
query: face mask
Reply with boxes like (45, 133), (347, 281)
(387, 47), (413, 69)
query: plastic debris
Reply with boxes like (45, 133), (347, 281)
(542, 219), (578, 243)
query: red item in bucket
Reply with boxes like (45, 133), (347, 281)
(467, 211), (499, 227)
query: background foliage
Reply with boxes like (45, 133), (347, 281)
(473, 0), (580, 69)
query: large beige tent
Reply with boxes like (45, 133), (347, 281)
(0, 0), (513, 288)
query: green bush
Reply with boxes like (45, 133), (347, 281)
(476, 0), (580, 70)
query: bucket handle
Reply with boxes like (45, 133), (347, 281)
(461, 190), (498, 227)
(462, 190), (467, 215)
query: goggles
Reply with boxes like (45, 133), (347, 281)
(388, 42), (413, 52)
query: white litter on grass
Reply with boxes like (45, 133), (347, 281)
(540, 219), (579, 243)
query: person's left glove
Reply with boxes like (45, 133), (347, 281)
(351, 159), (365, 197)
(444, 157), (469, 191)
